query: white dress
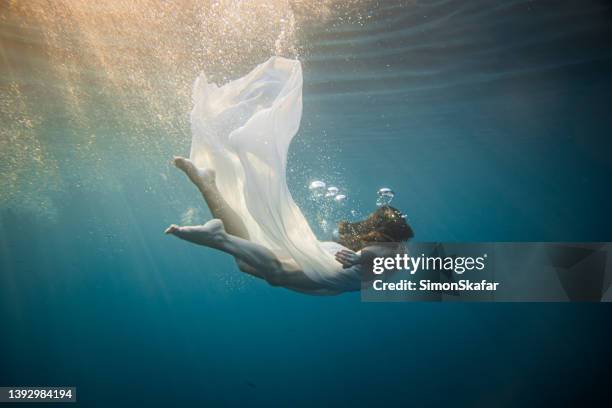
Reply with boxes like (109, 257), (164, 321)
(189, 56), (361, 293)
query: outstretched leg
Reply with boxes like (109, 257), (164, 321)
(165, 219), (321, 291)
(173, 156), (250, 240)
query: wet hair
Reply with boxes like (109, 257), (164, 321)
(336, 205), (414, 252)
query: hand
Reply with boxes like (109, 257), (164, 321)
(335, 249), (362, 269)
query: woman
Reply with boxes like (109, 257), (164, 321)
(165, 57), (413, 295)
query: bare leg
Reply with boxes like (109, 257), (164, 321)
(171, 156), (259, 275)
(165, 219), (322, 291)
(173, 156), (250, 240)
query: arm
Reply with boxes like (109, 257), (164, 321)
(335, 244), (404, 283)
(335, 243), (401, 268)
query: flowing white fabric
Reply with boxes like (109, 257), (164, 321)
(189, 56), (360, 292)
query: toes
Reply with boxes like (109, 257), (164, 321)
(164, 224), (179, 235)
(172, 156), (190, 168)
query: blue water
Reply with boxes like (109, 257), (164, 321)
(1, 1), (612, 406)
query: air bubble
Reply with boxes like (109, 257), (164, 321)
(309, 180), (326, 197)
(334, 194), (347, 202)
(325, 186), (339, 197)
(376, 187), (395, 206)
(320, 219), (329, 232)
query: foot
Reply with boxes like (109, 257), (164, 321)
(173, 156), (216, 189)
(165, 219), (227, 247)
(164, 224), (180, 235)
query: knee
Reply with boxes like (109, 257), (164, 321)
(235, 259), (253, 274)
(265, 260), (285, 287)
(266, 275), (283, 287)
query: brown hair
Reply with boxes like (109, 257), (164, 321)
(336, 205), (414, 252)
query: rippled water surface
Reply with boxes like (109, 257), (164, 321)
(1, 1), (612, 406)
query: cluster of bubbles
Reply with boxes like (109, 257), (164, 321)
(307, 179), (404, 238)
(307, 179), (349, 235)
(377, 187), (406, 219)
(310, 181), (398, 209)
(308, 180), (346, 202)
(376, 187), (395, 206)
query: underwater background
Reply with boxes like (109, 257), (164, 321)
(1, 1), (611, 406)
